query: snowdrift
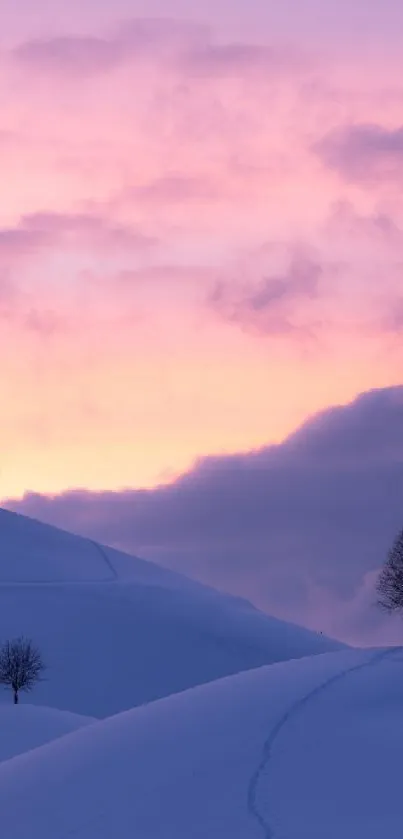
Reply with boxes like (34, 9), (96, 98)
(0, 507), (341, 716)
(0, 704), (93, 763)
(0, 647), (401, 838)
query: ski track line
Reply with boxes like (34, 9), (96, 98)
(87, 540), (118, 582)
(247, 646), (400, 839)
(0, 540), (118, 587)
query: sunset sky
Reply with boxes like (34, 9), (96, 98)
(2, 0), (403, 499)
(3, 1), (403, 643)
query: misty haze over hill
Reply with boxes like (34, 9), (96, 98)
(6, 385), (403, 646)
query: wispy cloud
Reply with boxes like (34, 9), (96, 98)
(0, 211), (158, 335)
(0, 212), (156, 259)
(209, 251), (323, 337)
(24, 307), (67, 336)
(383, 297), (403, 332)
(12, 18), (311, 84)
(316, 122), (403, 183)
(124, 174), (220, 205)
(12, 19), (208, 77)
(181, 41), (311, 79)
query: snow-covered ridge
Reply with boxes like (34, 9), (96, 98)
(0, 506), (193, 585)
(0, 507), (342, 717)
(0, 507), (398, 838)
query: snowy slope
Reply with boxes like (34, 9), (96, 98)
(0, 646), (401, 838)
(0, 507), (341, 716)
(0, 705), (94, 763)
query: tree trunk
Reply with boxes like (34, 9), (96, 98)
(13, 690), (18, 705)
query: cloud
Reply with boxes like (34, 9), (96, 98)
(209, 251), (322, 337)
(0, 225), (47, 258)
(384, 297), (403, 333)
(12, 18), (311, 84)
(12, 19), (209, 78)
(182, 41), (310, 79)
(126, 174), (220, 204)
(326, 200), (403, 244)
(315, 122), (403, 183)
(14, 36), (125, 78)
(6, 385), (403, 645)
(23, 308), (67, 336)
(0, 211), (157, 334)
(25, 212), (157, 251)
(0, 212), (156, 259)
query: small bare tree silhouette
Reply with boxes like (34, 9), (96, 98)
(377, 529), (403, 613)
(0, 637), (45, 704)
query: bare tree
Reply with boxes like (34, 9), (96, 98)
(0, 637), (45, 704)
(377, 529), (403, 613)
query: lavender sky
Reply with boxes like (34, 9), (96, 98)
(3, 0), (403, 643)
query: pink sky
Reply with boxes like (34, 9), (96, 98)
(1, 0), (403, 499)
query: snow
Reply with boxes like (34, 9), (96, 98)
(0, 705), (94, 763)
(0, 647), (401, 838)
(0, 507), (342, 716)
(0, 508), (399, 837)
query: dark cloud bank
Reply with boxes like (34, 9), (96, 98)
(6, 386), (403, 646)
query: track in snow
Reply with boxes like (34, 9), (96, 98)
(0, 540), (118, 586)
(247, 646), (399, 839)
(87, 540), (118, 582)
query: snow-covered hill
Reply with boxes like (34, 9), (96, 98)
(0, 705), (93, 763)
(0, 646), (401, 838)
(0, 508), (341, 716)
